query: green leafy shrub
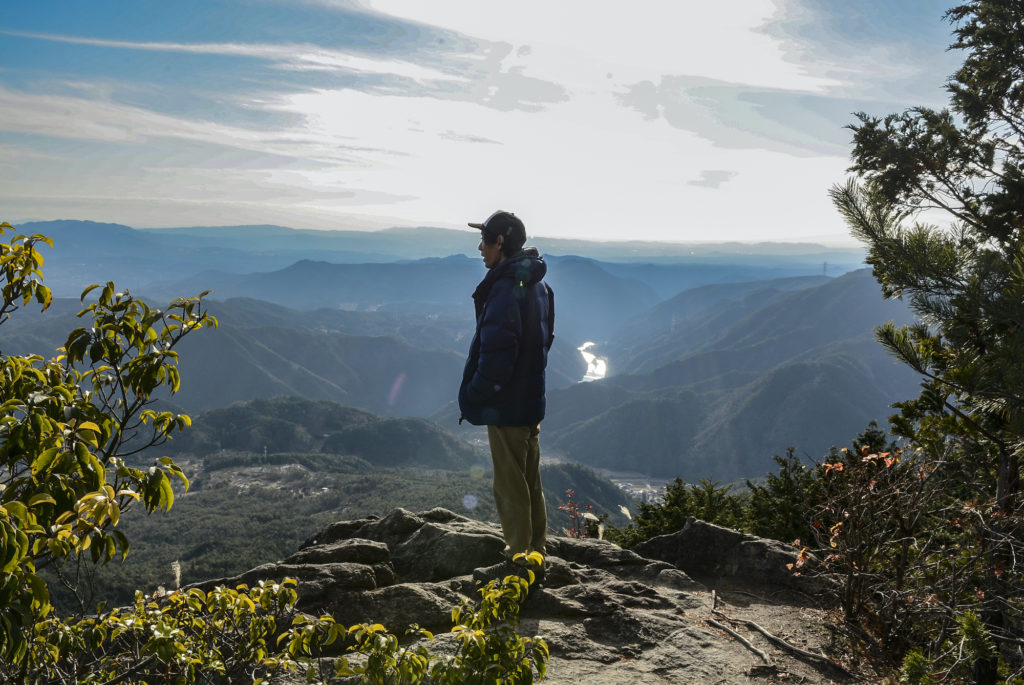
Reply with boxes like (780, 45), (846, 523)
(430, 552), (549, 684)
(333, 553), (549, 684)
(15, 579), (319, 683)
(9, 562), (549, 684)
(0, 221), (217, 663)
(332, 552), (550, 684)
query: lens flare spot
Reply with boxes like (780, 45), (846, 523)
(462, 494), (479, 510)
(387, 372), (407, 406)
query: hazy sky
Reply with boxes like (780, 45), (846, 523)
(1, 1), (962, 243)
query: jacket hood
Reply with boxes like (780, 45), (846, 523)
(472, 247), (547, 304)
(500, 246), (546, 286)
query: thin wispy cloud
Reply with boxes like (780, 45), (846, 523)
(0, 85), (398, 165)
(764, 0), (959, 104)
(616, 75), (875, 157)
(689, 170), (737, 189)
(439, 131), (501, 145)
(1, 29), (460, 83)
(0, 143), (62, 165)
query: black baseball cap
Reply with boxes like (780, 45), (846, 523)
(468, 210), (526, 251)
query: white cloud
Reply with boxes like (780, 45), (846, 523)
(0, 85), (395, 166)
(0, 30), (460, 83)
(1, 1), (951, 244)
(264, 84), (852, 241)
(0, 74), (856, 242)
(362, 0), (840, 92)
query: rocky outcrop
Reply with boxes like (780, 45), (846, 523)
(192, 508), (860, 684)
(634, 517), (829, 595)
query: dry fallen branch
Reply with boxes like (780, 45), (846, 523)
(706, 618), (772, 664)
(712, 609), (854, 677)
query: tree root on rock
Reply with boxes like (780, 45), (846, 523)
(709, 605), (856, 679)
(706, 618), (772, 664)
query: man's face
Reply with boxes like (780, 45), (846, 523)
(479, 233), (505, 269)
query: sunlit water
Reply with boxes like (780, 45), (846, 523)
(578, 342), (608, 382)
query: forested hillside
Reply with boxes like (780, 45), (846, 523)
(606, 274), (831, 371)
(54, 397), (633, 611)
(541, 268), (921, 480)
(165, 396), (485, 470)
(0, 252), (917, 485)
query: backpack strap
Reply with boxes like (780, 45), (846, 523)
(545, 283), (555, 351)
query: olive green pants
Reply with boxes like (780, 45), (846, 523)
(487, 424), (547, 557)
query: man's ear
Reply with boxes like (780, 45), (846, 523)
(496, 234), (504, 248)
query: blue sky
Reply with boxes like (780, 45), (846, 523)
(1, 1), (962, 243)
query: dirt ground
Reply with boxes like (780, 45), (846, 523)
(535, 580), (882, 685)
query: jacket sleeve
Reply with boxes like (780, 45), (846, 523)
(465, 280), (521, 404)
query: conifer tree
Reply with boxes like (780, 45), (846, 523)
(830, 2), (1024, 679)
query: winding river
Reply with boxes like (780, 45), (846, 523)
(577, 342), (608, 382)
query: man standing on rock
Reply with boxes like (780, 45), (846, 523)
(459, 210), (554, 564)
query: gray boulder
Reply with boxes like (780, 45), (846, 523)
(303, 507), (506, 581)
(634, 516), (825, 595)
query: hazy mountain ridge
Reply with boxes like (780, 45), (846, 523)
(0, 294), (585, 418)
(14, 219), (861, 305)
(149, 254), (663, 349)
(16, 220), (298, 296)
(597, 264), (838, 300)
(608, 275), (832, 373)
(1, 219), (912, 487)
(172, 323), (466, 415)
(542, 269), (921, 481)
(0, 298), (466, 416)
(11, 220), (862, 373)
(138, 222), (865, 264)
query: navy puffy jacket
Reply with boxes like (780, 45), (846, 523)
(459, 248), (555, 426)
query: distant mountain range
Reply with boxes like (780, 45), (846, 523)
(539, 269), (921, 481)
(0, 219), (918, 485)
(10, 219), (866, 361)
(13, 219), (862, 299)
(16, 218), (863, 262)
(606, 275), (832, 374)
(0, 295), (584, 416)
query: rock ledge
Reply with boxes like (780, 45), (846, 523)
(193, 508), (861, 684)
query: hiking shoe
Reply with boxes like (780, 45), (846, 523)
(473, 560), (529, 585)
